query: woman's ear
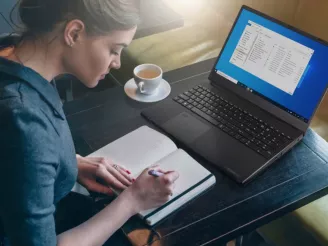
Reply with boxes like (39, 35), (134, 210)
(64, 19), (86, 47)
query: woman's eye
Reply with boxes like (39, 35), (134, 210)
(111, 50), (119, 56)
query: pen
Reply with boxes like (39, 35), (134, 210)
(148, 169), (165, 177)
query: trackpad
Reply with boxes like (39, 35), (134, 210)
(162, 112), (210, 144)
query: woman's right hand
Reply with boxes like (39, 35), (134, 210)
(123, 165), (179, 213)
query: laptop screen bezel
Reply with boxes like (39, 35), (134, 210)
(208, 5), (328, 133)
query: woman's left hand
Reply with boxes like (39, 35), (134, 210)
(76, 154), (133, 196)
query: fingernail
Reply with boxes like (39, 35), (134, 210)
(132, 178), (136, 182)
(126, 170), (131, 174)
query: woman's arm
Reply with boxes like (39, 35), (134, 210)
(0, 107), (60, 246)
(57, 188), (136, 246)
(58, 167), (179, 246)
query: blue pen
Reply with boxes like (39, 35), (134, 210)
(148, 169), (165, 177)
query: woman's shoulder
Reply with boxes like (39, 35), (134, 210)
(0, 81), (60, 162)
(0, 74), (44, 111)
(0, 78), (46, 128)
(0, 77), (24, 111)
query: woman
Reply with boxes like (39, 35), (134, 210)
(0, 0), (179, 245)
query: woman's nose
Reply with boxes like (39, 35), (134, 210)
(111, 59), (121, 70)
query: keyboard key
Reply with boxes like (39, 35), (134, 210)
(255, 140), (262, 147)
(177, 99), (184, 104)
(262, 145), (269, 151)
(238, 129), (247, 137)
(187, 105), (193, 110)
(182, 102), (189, 107)
(240, 138), (247, 143)
(245, 141), (251, 146)
(218, 124), (224, 129)
(222, 127), (230, 132)
(248, 142), (260, 151)
(227, 123), (233, 129)
(179, 94), (190, 100)
(191, 108), (219, 126)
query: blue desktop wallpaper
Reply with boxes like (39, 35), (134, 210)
(215, 9), (328, 120)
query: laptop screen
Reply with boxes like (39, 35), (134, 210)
(214, 8), (328, 123)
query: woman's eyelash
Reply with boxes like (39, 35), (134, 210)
(111, 50), (119, 56)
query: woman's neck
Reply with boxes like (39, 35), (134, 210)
(0, 37), (65, 82)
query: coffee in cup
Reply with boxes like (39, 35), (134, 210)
(133, 64), (163, 95)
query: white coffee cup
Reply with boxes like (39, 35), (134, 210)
(133, 64), (163, 95)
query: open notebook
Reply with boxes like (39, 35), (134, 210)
(73, 126), (216, 226)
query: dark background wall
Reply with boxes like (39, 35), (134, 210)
(0, 0), (18, 33)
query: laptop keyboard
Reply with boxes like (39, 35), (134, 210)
(173, 85), (292, 159)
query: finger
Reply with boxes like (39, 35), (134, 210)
(99, 159), (132, 186)
(160, 195), (171, 203)
(117, 167), (134, 183)
(166, 183), (176, 196)
(93, 157), (114, 165)
(140, 165), (158, 176)
(88, 182), (114, 196)
(151, 166), (166, 174)
(107, 165), (132, 186)
(97, 168), (127, 190)
(119, 165), (132, 175)
(161, 171), (179, 184)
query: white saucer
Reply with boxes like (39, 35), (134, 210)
(124, 78), (171, 103)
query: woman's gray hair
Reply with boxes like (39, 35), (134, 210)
(12, 0), (140, 37)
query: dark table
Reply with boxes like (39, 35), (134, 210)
(64, 58), (328, 246)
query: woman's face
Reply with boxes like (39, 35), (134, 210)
(63, 26), (137, 88)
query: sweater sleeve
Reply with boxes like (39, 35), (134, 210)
(0, 105), (59, 246)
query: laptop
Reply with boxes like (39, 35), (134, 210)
(141, 5), (328, 184)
